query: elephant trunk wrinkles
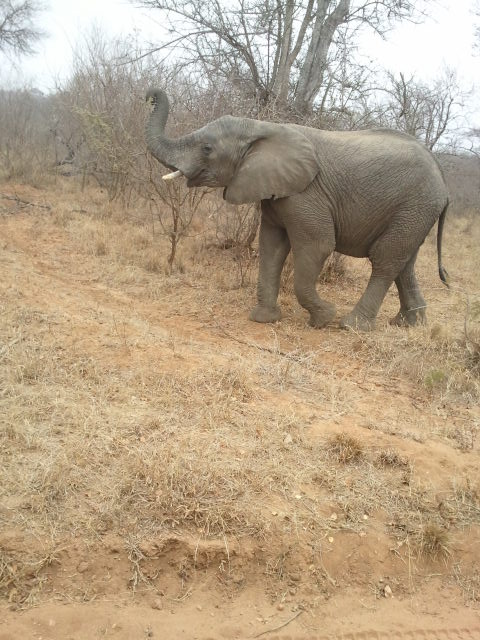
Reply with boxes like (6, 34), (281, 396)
(145, 89), (194, 173)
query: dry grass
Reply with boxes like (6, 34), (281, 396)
(0, 548), (60, 608)
(375, 449), (409, 468)
(0, 181), (479, 607)
(453, 563), (480, 604)
(414, 523), (451, 560)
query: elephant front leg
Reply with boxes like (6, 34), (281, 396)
(249, 215), (291, 324)
(293, 245), (336, 328)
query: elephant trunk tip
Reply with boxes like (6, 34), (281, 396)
(146, 88), (168, 109)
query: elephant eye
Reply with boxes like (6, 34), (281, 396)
(202, 143), (213, 156)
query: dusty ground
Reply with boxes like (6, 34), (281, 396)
(0, 182), (479, 639)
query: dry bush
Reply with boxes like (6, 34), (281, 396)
(208, 196), (260, 249)
(146, 173), (209, 272)
(57, 30), (165, 202)
(0, 88), (57, 184)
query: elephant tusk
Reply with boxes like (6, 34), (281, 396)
(162, 170), (183, 181)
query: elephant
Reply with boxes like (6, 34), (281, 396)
(145, 88), (449, 331)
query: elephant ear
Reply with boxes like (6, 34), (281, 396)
(224, 124), (320, 205)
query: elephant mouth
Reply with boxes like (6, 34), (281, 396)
(186, 169), (209, 187)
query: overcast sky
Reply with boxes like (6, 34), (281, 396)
(1, 0), (479, 126)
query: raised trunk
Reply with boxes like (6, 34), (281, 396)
(145, 89), (193, 172)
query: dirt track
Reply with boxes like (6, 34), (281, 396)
(0, 186), (479, 639)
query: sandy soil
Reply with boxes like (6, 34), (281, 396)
(0, 184), (479, 639)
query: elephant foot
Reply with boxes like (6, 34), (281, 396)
(308, 302), (336, 329)
(339, 311), (375, 332)
(390, 307), (426, 327)
(249, 305), (282, 324)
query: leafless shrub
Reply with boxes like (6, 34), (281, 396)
(0, 88), (57, 183)
(210, 197), (260, 250)
(145, 168), (208, 272)
(378, 68), (467, 150)
(55, 29), (173, 202)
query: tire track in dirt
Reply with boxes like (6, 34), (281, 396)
(310, 631), (480, 640)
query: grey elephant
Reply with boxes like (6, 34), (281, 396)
(145, 89), (449, 331)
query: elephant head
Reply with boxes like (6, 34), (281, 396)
(145, 89), (320, 204)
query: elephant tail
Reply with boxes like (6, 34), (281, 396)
(437, 200), (450, 288)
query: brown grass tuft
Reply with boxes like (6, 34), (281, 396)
(327, 433), (364, 464)
(414, 523), (451, 560)
(376, 449), (409, 468)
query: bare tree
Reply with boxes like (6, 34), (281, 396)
(0, 0), (45, 56)
(135, 0), (430, 113)
(380, 69), (466, 150)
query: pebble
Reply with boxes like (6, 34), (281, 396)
(77, 561), (89, 574)
(151, 598), (163, 610)
(384, 584), (393, 598)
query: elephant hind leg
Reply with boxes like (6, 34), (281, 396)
(339, 273), (393, 331)
(390, 250), (426, 327)
(340, 218), (428, 331)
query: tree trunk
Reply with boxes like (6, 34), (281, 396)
(294, 0), (350, 113)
